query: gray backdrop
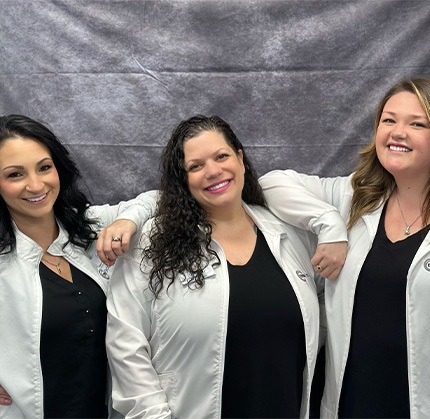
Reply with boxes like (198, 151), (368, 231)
(1, 0), (430, 204)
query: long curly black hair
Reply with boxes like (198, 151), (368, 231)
(0, 114), (97, 254)
(143, 115), (266, 297)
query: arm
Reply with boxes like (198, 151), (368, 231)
(259, 169), (351, 243)
(87, 190), (159, 264)
(106, 249), (171, 418)
(260, 169), (350, 278)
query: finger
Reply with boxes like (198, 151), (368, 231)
(312, 260), (324, 273)
(100, 234), (120, 261)
(111, 237), (124, 257)
(310, 253), (321, 267)
(118, 231), (132, 253)
(95, 229), (107, 257)
(324, 266), (341, 281)
(0, 386), (12, 405)
(96, 235), (114, 266)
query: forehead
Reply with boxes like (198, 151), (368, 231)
(183, 130), (231, 155)
(383, 91), (425, 114)
(0, 137), (51, 159)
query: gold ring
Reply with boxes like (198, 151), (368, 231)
(316, 264), (322, 271)
(112, 236), (121, 242)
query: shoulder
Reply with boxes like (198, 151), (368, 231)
(245, 204), (295, 234)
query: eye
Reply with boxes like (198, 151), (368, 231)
(411, 122), (427, 128)
(39, 164), (53, 172)
(381, 118), (395, 124)
(216, 153), (229, 161)
(187, 163), (202, 172)
(6, 171), (22, 179)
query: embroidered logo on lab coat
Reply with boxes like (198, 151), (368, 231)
(296, 270), (309, 282)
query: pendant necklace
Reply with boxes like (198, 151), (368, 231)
(42, 256), (62, 274)
(396, 193), (421, 235)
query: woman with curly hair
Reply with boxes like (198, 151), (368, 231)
(106, 114), (327, 418)
(0, 114), (154, 418)
(260, 77), (430, 418)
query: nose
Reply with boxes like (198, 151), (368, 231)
(204, 160), (222, 179)
(390, 124), (407, 139)
(26, 174), (44, 192)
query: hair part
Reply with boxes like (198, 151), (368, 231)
(0, 114), (97, 253)
(143, 114), (266, 297)
(349, 78), (430, 229)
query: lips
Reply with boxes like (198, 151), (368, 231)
(206, 180), (230, 191)
(24, 193), (47, 203)
(388, 144), (411, 152)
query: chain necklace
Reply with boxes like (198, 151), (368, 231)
(42, 256), (62, 274)
(396, 193), (421, 235)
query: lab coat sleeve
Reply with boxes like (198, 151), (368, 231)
(259, 169), (351, 244)
(106, 250), (171, 419)
(86, 190), (159, 232)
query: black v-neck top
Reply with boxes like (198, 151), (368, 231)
(221, 228), (306, 418)
(39, 263), (108, 418)
(339, 204), (428, 418)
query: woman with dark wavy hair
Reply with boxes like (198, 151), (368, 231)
(107, 115), (325, 418)
(0, 114), (152, 418)
(260, 77), (430, 418)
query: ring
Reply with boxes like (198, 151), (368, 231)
(112, 236), (121, 242)
(316, 264), (322, 271)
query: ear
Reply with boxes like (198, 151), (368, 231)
(238, 149), (245, 173)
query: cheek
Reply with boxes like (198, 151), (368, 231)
(186, 174), (200, 197)
(0, 180), (17, 201)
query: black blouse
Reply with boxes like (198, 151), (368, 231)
(39, 263), (108, 418)
(221, 228), (306, 418)
(339, 204), (428, 418)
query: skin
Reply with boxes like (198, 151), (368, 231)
(0, 138), (136, 405)
(376, 91), (430, 191)
(0, 138), (60, 234)
(0, 138), (61, 404)
(376, 91), (430, 243)
(183, 130), (257, 265)
(311, 91), (430, 273)
(183, 130), (245, 219)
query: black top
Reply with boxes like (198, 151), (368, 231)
(221, 228), (306, 418)
(39, 263), (108, 419)
(339, 204), (428, 418)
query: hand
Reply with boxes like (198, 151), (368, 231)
(311, 241), (347, 280)
(0, 385), (12, 406)
(96, 219), (137, 266)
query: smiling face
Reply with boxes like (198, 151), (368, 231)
(375, 91), (430, 185)
(183, 130), (245, 217)
(0, 137), (60, 227)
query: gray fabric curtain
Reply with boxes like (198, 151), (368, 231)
(1, 0), (429, 204)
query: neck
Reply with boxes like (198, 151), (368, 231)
(209, 205), (254, 239)
(394, 174), (428, 200)
(13, 214), (59, 252)
(395, 184), (425, 209)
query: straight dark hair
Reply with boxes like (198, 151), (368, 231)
(0, 114), (97, 253)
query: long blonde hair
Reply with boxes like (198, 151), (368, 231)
(348, 78), (430, 229)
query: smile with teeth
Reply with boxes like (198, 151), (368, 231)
(389, 145), (411, 152)
(206, 180), (230, 191)
(24, 194), (47, 203)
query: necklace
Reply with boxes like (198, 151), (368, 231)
(396, 193), (421, 235)
(42, 256), (62, 274)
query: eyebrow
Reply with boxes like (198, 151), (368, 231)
(2, 157), (53, 172)
(382, 110), (427, 119)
